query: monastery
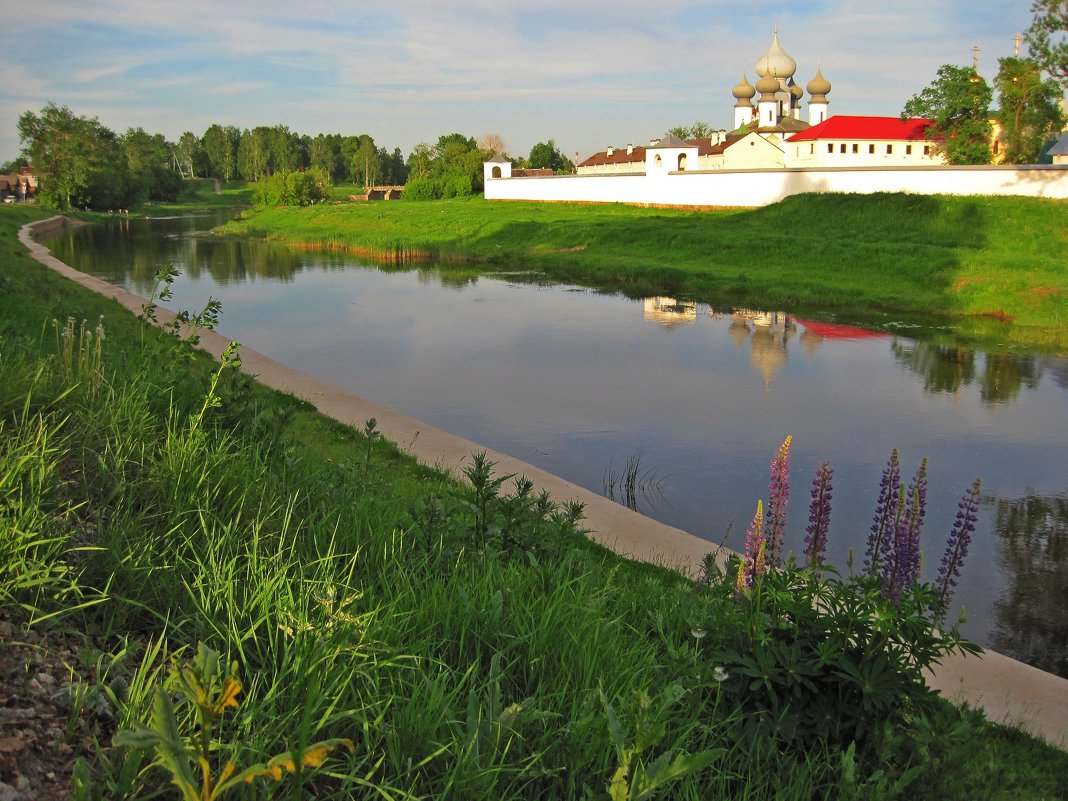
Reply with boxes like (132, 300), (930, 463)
(484, 31), (1068, 206)
(575, 31), (941, 173)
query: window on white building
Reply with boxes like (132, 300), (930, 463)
(868, 144), (875, 154)
(886, 145), (893, 155)
(906, 145), (912, 155)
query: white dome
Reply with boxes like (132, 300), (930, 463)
(756, 31), (796, 79)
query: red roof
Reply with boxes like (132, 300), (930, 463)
(788, 115), (935, 143)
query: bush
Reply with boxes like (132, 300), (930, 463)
(254, 168), (330, 207)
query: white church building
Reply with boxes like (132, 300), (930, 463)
(573, 31), (941, 174)
(485, 32), (1068, 206)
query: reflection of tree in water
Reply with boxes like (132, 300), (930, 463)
(990, 493), (1068, 678)
(891, 339), (1042, 405)
(980, 352), (1041, 405)
(891, 340), (975, 394)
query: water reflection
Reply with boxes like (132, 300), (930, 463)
(892, 340), (1042, 405)
(990, 494), (1068, 677)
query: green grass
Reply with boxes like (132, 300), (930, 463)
(217, 193), (1068, 352)
(3, 201), (1068, 799)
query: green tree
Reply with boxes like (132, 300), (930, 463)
(202, 124), (239, 181)
(237, 127), (270, 181)
(903, 64), (993, 164)
(668, 122), (714, 140)
(381, 146), (408, 185)
(406, 142), (433, 179)
(351, 135), (382, 189)
(528, 139), (574, 173)
(308, 134), (341, 178)
(1025, 0), (1068, 86)
(121, 127), (181, 203)
(17, 103), (128, 210)
(174, 131), (204, 178)
(267, 125), (301, 174)
(401, 134), (483, 199)
(995, 57), (1066, 163)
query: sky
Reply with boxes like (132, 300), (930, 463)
(1, 0), (1046, 165)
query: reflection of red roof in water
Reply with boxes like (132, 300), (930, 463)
(794, 318), (888, 340)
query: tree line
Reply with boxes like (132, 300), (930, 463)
(13, 105), (414, 211)
(13, 103), (578, 211)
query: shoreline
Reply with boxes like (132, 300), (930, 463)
(20, 215), (1068, 749)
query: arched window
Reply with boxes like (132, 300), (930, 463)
(655, 154), (663, 167)
(677, 153), (687, 171)
(491, 166), (502, 178)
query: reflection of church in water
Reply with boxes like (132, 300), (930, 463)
(643, 297), (827, 389)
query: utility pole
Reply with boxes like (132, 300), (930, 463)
(972, 44), (981, 71)
(1014, 33), (1021, 57)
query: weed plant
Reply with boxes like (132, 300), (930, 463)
(3, 203), (1068, 800)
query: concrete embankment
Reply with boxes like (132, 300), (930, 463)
(19, 216), (1068, 749)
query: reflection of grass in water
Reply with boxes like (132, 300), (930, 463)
(602, 448), (666, 512)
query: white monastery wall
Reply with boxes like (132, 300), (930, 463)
(484, 165), (1068, 207)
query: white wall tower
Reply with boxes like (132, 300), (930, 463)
(806, 66), (831, 125)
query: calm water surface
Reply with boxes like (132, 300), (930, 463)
(45, 213), (1068, 677)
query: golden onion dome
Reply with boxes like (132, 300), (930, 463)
(806, 65), (831, 98)
(732, 73), (757, 100)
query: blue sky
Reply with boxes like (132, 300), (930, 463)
(1, 0), (1044, 165)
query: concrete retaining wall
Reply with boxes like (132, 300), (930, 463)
(485, 164), (1068, 207)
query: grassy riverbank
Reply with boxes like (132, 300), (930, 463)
(3, 202), (1068, 799)
(217, 193), (1068, 352)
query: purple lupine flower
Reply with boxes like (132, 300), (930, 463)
(764, 435), (792, 569)
(934, 478), (981, 623)
(803, 462), (833, 574)
(866, 449), (901, 577)
(904, 459), (928, 584)
(882, 494), (911, 602)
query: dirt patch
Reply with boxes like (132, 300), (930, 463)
(972, 309), (1016, 322)
(1029, 286), (1064, 298)
(0, 616), (81, 801)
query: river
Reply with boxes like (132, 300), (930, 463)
(42, 211), (1068, 678)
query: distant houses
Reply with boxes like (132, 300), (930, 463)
(1, 167), (37, 203)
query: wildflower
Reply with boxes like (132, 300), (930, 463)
(883, 460), (929, 601)
(690, 627), (707, 640)
(713, 666), (729, 683)
(735, 557), (747, 599)
(803, 462), (833, 572)
(933, 478), (981, 623)
(903, 459), (928, 583)
(741, 499), (765, 589)
(866, 449), (901, 577)
(764, 435), (792, 569)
